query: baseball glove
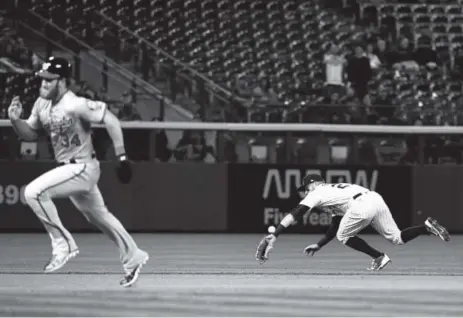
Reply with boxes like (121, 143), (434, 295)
(255, 234), (276, 264)
(116, 157), (132, 184)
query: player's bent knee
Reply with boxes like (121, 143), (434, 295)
(336, 231), (350, 244)
(23, 184), (38, 203)
(24, 183), (47, 203)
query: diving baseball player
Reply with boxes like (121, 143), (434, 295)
(8, 56), (148, 287)
(256, 174), (450, 270)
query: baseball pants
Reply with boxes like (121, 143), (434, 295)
(23, 160), (139, 265)
(336, 191), (403, 245)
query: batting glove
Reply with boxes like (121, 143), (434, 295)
(303, 243), (321, 256)
(255, 234), (276, 264)
(116, 154), (132, 184)
(8, 96), (22, 121)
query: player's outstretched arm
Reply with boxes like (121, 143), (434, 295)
(272, 204), (311, 237)
(304, 215), (342, 256)
(317, 215), (342, 247)
(8, 96), (38, 141)
(255, 204), (311, 264)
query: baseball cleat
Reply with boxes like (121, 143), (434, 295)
(120, 251), (149, 288)
(425, 217), (450, 242)
(44, 249), (79, 273)
(367, 254), (391, 271)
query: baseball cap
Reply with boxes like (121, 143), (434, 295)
(36, 56), (71, 80)
(296, 174), (325, 191)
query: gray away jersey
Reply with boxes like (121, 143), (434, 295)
(299, 183), (370, 216)
(26, 91), (107, 162)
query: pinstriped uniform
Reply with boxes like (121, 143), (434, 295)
(300, 183), (403, 245)
(22, 91), (139, 267)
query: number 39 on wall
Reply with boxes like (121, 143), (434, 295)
(0, 185), (27, 205)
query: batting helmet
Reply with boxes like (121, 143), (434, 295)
(296, 174), (325, 191)
(36, 56), (71, 80)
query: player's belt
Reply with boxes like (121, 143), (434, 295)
(59, 154), (96, 165)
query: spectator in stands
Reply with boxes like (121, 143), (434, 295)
(399, 117), (441, 164)
(392, 37), (419, 71)
(451, 47), (463, 80)
(31, 52), (43, 71)
(261, 77), (279, 105)
(173, 131), (214, 162)
(0, 26), (31, 69)
(330, 112), (350, 124)
(346, 44), (372, 107)
(11, 37), (31, 67)
(153, 129), (172, 162)
(374, 38), (393, 67)
(323, 43), (346, 101)
(74, 81), (96, 99)
(414, 35), (438, 69)
(116, 92), (141, 121)
(117, 104), (141, 121)
(366, 43), (381, 69)
(234, 73), (255, 108)
(251, 82), (268, 106)
(357, 139), (380, 165)
(399, 117), (422, 164)
(251, 76), (279, 107)
(374, 84), (395, 122)
(223, 139), (238, 163)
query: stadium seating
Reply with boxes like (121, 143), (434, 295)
(5, 0), (463, 163)
(359, 1), (463, 123)
(21, 0), (463, 126)
(0, 73), (40, 119)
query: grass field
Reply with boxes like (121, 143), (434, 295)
(0, 233), (462, 316)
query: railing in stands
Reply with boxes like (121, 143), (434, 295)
(0, 121), (461, 164)
(15, 20), (137, 100)
(96, 11), (233, 99)
(95, 10), (240, 122)
(22, 9), (170, 119)
(88, 11), (449, 124)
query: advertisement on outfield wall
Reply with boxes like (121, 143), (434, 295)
(227, 165), (413, 233)
(0, 162), (228, 232)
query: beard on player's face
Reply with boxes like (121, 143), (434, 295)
(39, 79), (60, 100)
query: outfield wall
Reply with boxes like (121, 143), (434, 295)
(0, 163), (459, 233)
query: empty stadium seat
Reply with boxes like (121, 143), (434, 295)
(19, 0), (463, 126)
(0, 73), (40, 118)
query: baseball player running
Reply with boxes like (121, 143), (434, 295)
(256, 174), (450, 270)
(8, 56), (148, 287)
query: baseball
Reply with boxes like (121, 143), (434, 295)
(268, 226), (276, 234)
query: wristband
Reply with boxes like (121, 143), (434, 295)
(273, 224), (286, 237)
(115, 145), (126, 157)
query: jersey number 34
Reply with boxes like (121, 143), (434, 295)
(51, 132), (81, 148)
